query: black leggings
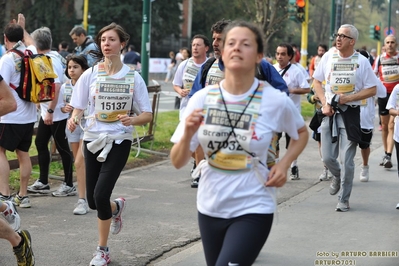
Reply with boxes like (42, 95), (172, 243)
(35, 118), (73, 186)
(84, 140), (131, 220)
(198, 212), (273, 266)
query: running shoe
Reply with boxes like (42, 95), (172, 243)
(13, 230), (35, 266)
(90, 247), (110, 266)
(27, 180), (50, 194)
(51, 183), (77, 197)
(1, 201), (20, 231)
(110, 198), (126, 235)
(12, 194), (31, 208)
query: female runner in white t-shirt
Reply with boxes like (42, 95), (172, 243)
(170, 20), (309, 266)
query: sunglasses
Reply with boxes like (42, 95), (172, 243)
(333, 33), (353, 40)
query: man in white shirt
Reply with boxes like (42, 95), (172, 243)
(274, 43), (310, 180)
(0, 18), (37, 207)
(173, 34), (210, 188)
(313, 24), (377, 212)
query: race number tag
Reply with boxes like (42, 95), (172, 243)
(95, 83), (133, 122)
(330, 63), (356, 94)
(94, 63), (135, 122)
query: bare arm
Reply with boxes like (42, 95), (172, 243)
(0, 80), (16, 116)
(170, 109), (203, 169)
(313, 79), (334, 116)
(117, 112), (153, 127)
(338, 87), (377, 105)
(174, 85), (189, 98)
(16, 13), (35, 47)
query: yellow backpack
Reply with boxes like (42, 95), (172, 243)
(10, 49), (58, 103)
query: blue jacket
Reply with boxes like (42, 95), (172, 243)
(189, 58), (288, 98)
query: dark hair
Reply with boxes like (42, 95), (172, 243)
(128, 44), (135, 51)
(211, 19), (231, 34)
(4, 23), (24, 43)
(60, 41), (69, 49)
(69, 26), (87, 37)
(359, 49), (370, 59)
(65, 54), (89, 79)
(91, 22), (130, 61)
(318, 44), (328, 52)
(222, 20), (264, 54)
(277, 43), (294, 60)
(181, 47), (191, 58)
(191, 34), (211, 48)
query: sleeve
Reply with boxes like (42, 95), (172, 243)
(172, 60), (186, 87)
(386, 85), (399, 110)
(297, 69), (310, 89)
(278, 96), (305, 140)
(188, 65), (204, 98)
(0, 56), (15, 86)
(360, 59), (379, 91)
(69, 67), (92, 109)
(170, 88), (207, 151)
(133, 72), (152, 113)
(260, 59), (288, 95)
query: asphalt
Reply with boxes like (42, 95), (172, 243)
(1, 98), (399, 266)
(151, 119), (399, 266)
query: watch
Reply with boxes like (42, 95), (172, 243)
(47, 109), (54, 114)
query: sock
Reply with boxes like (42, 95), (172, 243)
(112, 201), (119, 216)
(13, 233), (24, 249)
(98, 246), (108, 252)
(387, 153), (392, 157)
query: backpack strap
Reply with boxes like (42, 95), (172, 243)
(279, 63), (292, 77)
(8, 49), (25, 90)
(200, 57), (217, 87)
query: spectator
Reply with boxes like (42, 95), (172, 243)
(69, 25), (98, 67)
(164, 51), (176, 83)
(123, 44), (141, 70)
(58, 41), (70, 59)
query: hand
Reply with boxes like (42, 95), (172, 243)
(67, 117), (77, 133)
(338, 93), (349, 105)
(265, 163), (287, 187)
(44, 112), (53, 125)
(184, 109), (203, 138)
(63, 104), (74, 113)
(322, 104), (334, 117)
(17, 13), (26, 29)
(117, 114), (133, 126)
(179, 89), (189, 98)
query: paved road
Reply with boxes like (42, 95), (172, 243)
(1, 98), (396, 266)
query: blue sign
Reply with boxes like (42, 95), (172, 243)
(384, 27), (395, 36)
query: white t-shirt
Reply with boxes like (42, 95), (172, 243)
(0, 45), (37, 124)
(70, 64), (152, 139)
(386, 84), (399, 142)
(39, 51), (68, 122)
(313, 50), (378, 106)
(172, 58), (207, 120)
(171, 78), (305, 219)
(274, 63), (309, 112)
(360, 76), (387, 129)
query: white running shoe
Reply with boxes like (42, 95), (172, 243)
(1, 201), (20, 231)
(52, 183), (77, 197)
(110, 198), (126, 235)
(27, 180), (50, 194)
(359, 165), (369, 182)
(90, 247), (110, 266)
(73, 199), (89, 215)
